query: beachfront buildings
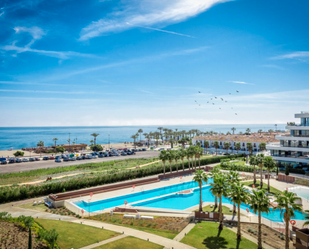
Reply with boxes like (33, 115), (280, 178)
(193, 134), (278, 153)
(267, 111), (309, 166)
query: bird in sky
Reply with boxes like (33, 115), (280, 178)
(215, 97), (217, 99)
(235, 113), (237, 115)
(207, 101), (209, 103)
(236, 90), (239, 93)
(231, 107), (233, 109)
(210, 98), (213, 100)
(225, 101), (227, 102)
(229, 93), (231, 95)
(219, 108), (221, 109)
(221, 98), (223, 101)
(212, 103), (215, 105)
(198, 91), (201, 93)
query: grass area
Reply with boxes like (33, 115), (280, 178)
(88, 214), (181, 239)
(242, 181), (282, 195)
(36, 219), (120, 249)
(94, 236), (164, 249)
(18, 202), (48, 212)
(181, 221), (258, 249)
(197, 205), (245, 216)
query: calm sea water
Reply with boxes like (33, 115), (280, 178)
(0, 124), (285, 150)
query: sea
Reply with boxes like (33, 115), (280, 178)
(0, 124), (285, 151)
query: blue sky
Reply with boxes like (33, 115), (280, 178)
(0, 0), (309, 127)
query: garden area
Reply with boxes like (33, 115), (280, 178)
(87, 213), (190, 239)
(181, 221), (257, 249)
(196, 205), (245, 216)
(242, 181), (282, 195)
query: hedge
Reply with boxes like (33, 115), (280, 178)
(219, 161), (277, 173)
(0, 154), (242, 204)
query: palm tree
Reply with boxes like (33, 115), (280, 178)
(263, 156), (276, 192)
(235, 142), (241, 154)
(210, 167), (220, 210)
(52, 138), (58, 146)
(18, 215), (34, 249)
(37, 141), (44, 157)
(224, 142), (229, 154)
(204, 141), (209, 153)
(185, 148), (191, 170)
(249, 189), (272, 249)
(143, 133), (150, 147)
(268, 129), (274, 135)
(213, 141), (219, 155)
(227, 171), (240, 214)
(229, 182), (248, 239)
(157, 127), (164, 140)
(303, 210), (309, 227)
(90, 133), (100, 145)
(257, 129), (263, 135)
(130, 134), (138, 149)
(274, 191), (302, 249)
(90, 140), (94, 146)
(246, 142), (253, 155)
(256, 153), (265, 188)
(249, 155), (257, 185)
(179, 148), (186, 171)
(188, 146), (195, 169)
(246, 128), (251, 134)
(231, 127), (236, 135)
(174, 151), (180, 172)
(167, 150), (175, 173)
(138, 129), (143, 142)
(259, 142), (266, 151)
(159, 150), (168, 175)
(193, 169), (208, 211)
(196, 146), (203, 169)
(210, 173), (227, 230)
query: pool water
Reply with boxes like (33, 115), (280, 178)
(290, 187), (309, 201)
(74, 180), (212, 212)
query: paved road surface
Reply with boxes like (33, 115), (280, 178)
(0, 151), (159, 174)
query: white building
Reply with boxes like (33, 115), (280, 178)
(267, 111), (309, 166)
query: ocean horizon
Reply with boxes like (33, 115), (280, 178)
(0, 124), (286, 151)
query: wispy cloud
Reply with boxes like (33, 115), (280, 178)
(14, 26), (46, 40)
(229, 81), (254, 85)
(260, 64), (284, 70)
(271, 51), (309, 60)
(0, 89), (98, 94)
(79, 0), (230, 40)
(0, 80), (61, 86)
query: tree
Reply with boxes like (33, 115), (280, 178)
(138, 129), (143, 142)
(223, 142), (229, 154)
(90, 133), (100, 145)
(303, 210), (309, 227)
(231, 127), (236, 135)
(268, 129), (274, 135)
(14, 151), (24, 157)
(55, 146), (65, 154)
(259, 142), (266, 151)
(52, 138), (58, 146)
(257, 129), (263, 135)
(263, 156), (276, 192)
(174, 151), (180, 172)
(227, 171), (240, 214)
(179, 148), (186, 171)
(157, 127), (164, 140)
(249, 190), (272, 249)
(18, 215), (34, 249)
(193, 170), (208, 212)
(274, 191), (302, 249)
(91, 144), (103, 152)
(90, 140), (94, 146)
(39, 228), (58, 249)
(285, 164), (290, 176)
(37, 141), (44, 157)
(185, 148), (191, 170)
(255, 153), (265, 188)
(204, 141), (209, 153)
(249, 155), (257, 185)
(179, 137), (189, 147)
(210, 167), (220, 210)
(167, 150), (175, 173)
(210, 173), (227, 230)
(130, 134), (138, 149)
(143, 133), (150, 147)
(159, 150), (168, 175)
(213, 141), (219, 155)
(196, 146), (203, 169)
(235, 142), (241, 154)
(246, 142), (253, 155)
(245, 128), (251, 134)
(229, 182), (248, 239)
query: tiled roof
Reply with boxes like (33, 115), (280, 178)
(193, 134), (279, 143)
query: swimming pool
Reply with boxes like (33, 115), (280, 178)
(290, 186), (309, 200)
(74, 180), (212, 212)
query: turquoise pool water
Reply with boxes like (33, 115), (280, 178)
(290, 187), (309, 201)
(74, 180), (212, 212)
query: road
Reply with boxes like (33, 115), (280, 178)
(0, 151), (159, 174)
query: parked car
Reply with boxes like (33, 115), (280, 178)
(55, 158), (62, 163)
(16, 158), (23, 163)
(63, 157), (70, 162)
(86, 155), (92, 159)
(9, 158), (15, 163)
(49, 156), (55, 160)
(98, 154), (104, 158)
(82, 155), (86, 160)
(55, 156), (61, 159)
(70, 157), (76, 161)
(22, 158), (29, 162)
(1, 160), (7, 164)
(158, 148), (165, 151)
(142, 148), (146, 151)
(43, 156), (49, 160)
(121, 152), (127, 156)
(76, 156), (82, 160)
(92, 156), (97, 159)
(29, 157), (35, 162)
(35, 157), (40, 161)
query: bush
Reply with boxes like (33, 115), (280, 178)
(90, 144), (103, 152)
(13, 151), (24, 157)
(55, 146), (65, 154)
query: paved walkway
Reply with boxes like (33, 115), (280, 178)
(79, 234), (128, 249)
(173, 222), (195, 242)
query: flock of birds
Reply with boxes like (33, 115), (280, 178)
(194, 90), (240, 115)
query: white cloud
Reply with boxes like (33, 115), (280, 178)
(79, 0), (230, 40)
(260, 64), (284, 70)
(271, 51), (309, 60)
(229, 81), (254, 85)
(14, 26), (46, 40)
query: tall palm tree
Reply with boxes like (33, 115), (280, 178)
(249, 155), (257, 185)
(235, 142), (241, 154)
(274, 191), (302, 249)
(224, 142), (229, 154)
(167, 150), (175, 173)
(229, 182), (248, 239)
(90, 139), (94, 145)
(143, 133), (149, 147)
(90, 133), (100, 145)
(263, 156), (276, 192)
(179, 148), (186, 171)
(130, 134), (138, 149)
(246, 128), (251, 134)
(303, 210), (309, 227)
(196, 146), (203, 169)
(159, 150), (168, 175)
(259, 142), (266, 151)
(193, 169), (208, 211)
(257, 129), (263, 135)
(227, 171), (240, 214)
(52, 138), (58, 146)
(18, 215), (34, 249)
(231, 127), (236, 135)
(204, 141), (209, 153)
(138, 129), (143, 142)
(188, 146), (195, 169)
(213, 141), (219, 155)
(210, 173), (227, 230)
(246, 142), (253, 155)
(174, 151), (180, 172)
(249, 189), (272, 249)
(255, 153), (265, 188)
(37, 140), (44, 157)
(210, 167), (220, 210)
(268, 129), (274, 135)
(157, 127), (164, 140)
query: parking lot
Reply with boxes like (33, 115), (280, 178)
(0, 150), (159, 174)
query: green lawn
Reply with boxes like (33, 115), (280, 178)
(18, 202), (48, 212)
(181, 221), (258, 249)
(94, 236), (163, 249)
(197, 205), (245, 216)
(36, 219), (120, 249)
(242, 181), (282, 195)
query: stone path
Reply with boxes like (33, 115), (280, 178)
(173, 222), (195, 242)
(128, 160), (161, 169)
(79, 234), (128, 249)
